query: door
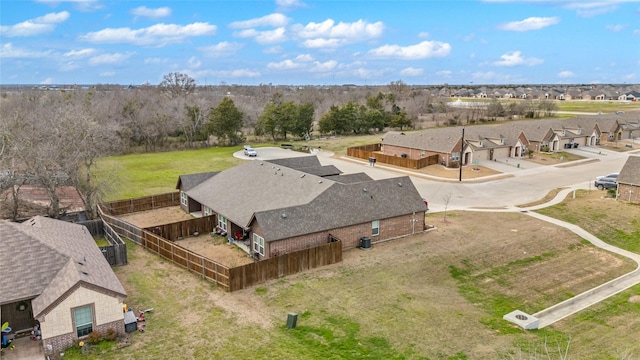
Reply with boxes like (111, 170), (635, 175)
(1, 300), (34, 332)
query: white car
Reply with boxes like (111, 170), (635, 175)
(244, 147), (257, 157)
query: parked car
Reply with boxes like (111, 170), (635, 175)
(244, 147), (257, 157)
(596, 173), (618, 180)
(594, 177), (617, 190)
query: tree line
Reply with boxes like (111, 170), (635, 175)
(0, 72), (556, 219)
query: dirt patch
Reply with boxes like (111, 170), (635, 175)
(117, 206), (253, 267)
(118, 206), (193, 228)
(176, 235), (254, 267)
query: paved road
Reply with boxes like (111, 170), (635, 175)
(242, 144), (640, 329)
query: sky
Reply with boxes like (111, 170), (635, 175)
(1, 0), (639, 86)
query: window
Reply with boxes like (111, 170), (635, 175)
(451, 152), (460, 161)
(203, 207), (212, 216)
(253, 234), (265, 256)
(372, 220), (380, 236)
(74, 305), (93, 338)
(180, 191), (187, 206)
(218, 215), (227, 232)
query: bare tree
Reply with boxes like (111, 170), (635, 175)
(159, 72), (196, 98)
(442, 193), (452, 222)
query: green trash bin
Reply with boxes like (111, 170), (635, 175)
(286, 313), (298, 329)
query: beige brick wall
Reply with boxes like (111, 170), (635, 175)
(39, 286), (123, 339)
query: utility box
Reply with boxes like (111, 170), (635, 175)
(286, 313), (298, 329)
(124, 310), (138, 333)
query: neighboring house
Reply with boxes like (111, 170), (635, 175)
(617, 156), (640, 204)
(176, 156), (427, 259)
(0, 216), (127, 359)
(382, 125), (529, 167)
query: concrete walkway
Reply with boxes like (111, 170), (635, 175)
(246, 146), (640, 329)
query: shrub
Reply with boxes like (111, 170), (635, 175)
(86, 330), (102, 345)
(104, 328), (118, 342)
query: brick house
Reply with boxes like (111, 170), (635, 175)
(176, 156), (427, 259)
(0, 216), (127, 359)
(617, 156), (640, 204)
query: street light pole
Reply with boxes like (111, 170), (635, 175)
(459, 126), (465, 182)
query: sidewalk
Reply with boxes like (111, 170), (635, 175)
(504, 187), (640, 329)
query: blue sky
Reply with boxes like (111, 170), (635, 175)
(1, 0), (639, 86)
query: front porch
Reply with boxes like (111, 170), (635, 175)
(0, 335), (44, 360)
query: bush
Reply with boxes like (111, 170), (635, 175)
(104, 328), (118, 342)
(86, 331), (102, 345)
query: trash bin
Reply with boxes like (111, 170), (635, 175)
(286, 313), (298, 329)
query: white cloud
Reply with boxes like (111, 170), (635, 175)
(63, 48), (96, 57)
(264, 46), (283, 54)
(0, 11), (70, 37)
(40, 77), (54, 85)
(624, 73), (636, 81)
(80, 22), (217, 47)
(99, 71), (116, 77)
(301, 38), (345, 49)
(310, 60), (338, 72)
(418, 32), (430, 39)
(482, 1), (625, 17)
(634, 29), (640, 36)
(130, 6), (171, 19)
(0, 43), (52, 58)
(436, 70), (452, 77)
(234, 27), (287, 44)
(144, 57), (167, 64)
(267, 59), (305, 70)
(198, 42), (244, 57)
(294, 19), (384, 40)
(605, 24), (627, 32)
(88, 52), (133, 65)
(294, 54), (314, 62)
(400, 67), (424, 76)
(229, 13), (290, 29)
(557, 70), (574, 78)
(368, 41), (451, 60)
(493, 51), (543, 66)
(499, 17), (560, 31)
(276, 0), (307, 10)
(188, 56), (201, 69)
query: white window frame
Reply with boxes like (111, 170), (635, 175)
(73, 305), (94, 338)
(180, 191), (188, 206)
(218, 214), (227, 232)
(451, 152), (460, 161)
(203, 206), (212, 216)
(253, 233), (265, 256)
(372, 220), (380, 236)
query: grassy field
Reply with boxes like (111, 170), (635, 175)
(62, 189), (640, 359)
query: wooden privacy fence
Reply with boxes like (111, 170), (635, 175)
(78, 218), (128, 266)
(347, 144), (439, 169)
(141, 230), (232, 290)
(228, 240), (342, 292)
(144, 215), (217, 241)
(98, 205), (343, 292)
(101, 192), (180, 216)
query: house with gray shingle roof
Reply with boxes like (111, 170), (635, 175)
(616, 156), (640, 204)
(176, 156), (427, 259)
(0, 216), (127, 358)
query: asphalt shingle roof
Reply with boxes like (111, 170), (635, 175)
(254, 176), (426, 241)
(617, 156), (640, 186)
(0, 217), (127, 318)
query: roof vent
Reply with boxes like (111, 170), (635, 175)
(398, 182), (402, 187)
(81, 271), (89, 276)
(300, 174), (305, 178)
(362, 188), (367, 192)
(281, 213), (287, 219)
(318, 180), (323, 184)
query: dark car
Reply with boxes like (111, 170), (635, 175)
(594, 177), (617, 190)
